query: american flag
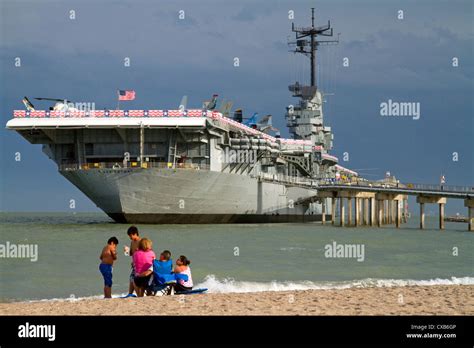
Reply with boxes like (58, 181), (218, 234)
(118, 90), (136, 101)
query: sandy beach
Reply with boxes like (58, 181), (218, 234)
(1, 285), (472, 316)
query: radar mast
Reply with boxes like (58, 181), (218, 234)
(289, 7), (338, 88)
(285, 8), (340, 178)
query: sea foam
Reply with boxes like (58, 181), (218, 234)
(19, 275), (474, 302)
(195, 274), (474, 294)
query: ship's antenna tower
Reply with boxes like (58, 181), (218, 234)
(290, 8), (338, 87)
(285, 8), (340, 169)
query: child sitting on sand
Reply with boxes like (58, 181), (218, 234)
(151, 250), (174, 295)
(158, 250), (172, 272)
(132, 238), (156, 297)
(124, 226), (141, 298)
(99, 237), (119, 298)
(174, 255), (193, 292)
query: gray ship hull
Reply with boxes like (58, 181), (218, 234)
(106, 213), (320, 224)
(60, 168), (322, 224)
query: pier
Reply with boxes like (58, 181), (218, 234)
(254, 173), (473, 231)
(316, 183), (474, 231)
(253, 173), (473, 230)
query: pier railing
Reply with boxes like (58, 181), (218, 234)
(317, 181), (474, 194)
(402, 183), (474, 193)
(255, 175), (473, 196)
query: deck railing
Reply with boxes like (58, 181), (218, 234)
(59, 161), (210, 171)
(255, 172), (316, 187)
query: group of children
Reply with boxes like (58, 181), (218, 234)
(98, 226), (193, 298)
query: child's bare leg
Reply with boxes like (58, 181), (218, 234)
(133, 281), (142, 297)
(128, 281), (135, 294)
(104, 286), (112, 298)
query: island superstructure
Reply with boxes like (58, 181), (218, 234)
(6, 9), (358, 223)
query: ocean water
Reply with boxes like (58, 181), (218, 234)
(0, 212), (473, 302)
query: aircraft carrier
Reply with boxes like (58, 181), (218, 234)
(6, 9), (358, 224)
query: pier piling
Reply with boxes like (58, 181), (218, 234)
(465, 199), (474, 232)
(420, 202), (425, 229)
(364, 199), (369, 225)
(370, 197), (376, 226)
(348, 198), (353, 226)
(439, 203), (445, 230)
(396, 200), (401, 228)
(321, 200), (326, 225)
(340, 198), (345, 227)
(387, 200), (390, 224)
(377, 200), (383, 227)
(402, 198), (408, 223)
(355, 198), (360, 226)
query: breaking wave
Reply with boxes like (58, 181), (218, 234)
(195, 275), (474, 294)
(16, 275), (473, 303)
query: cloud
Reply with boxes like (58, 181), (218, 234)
(231, 2), (276, 22)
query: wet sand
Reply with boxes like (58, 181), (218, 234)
(0, 285), (472, 316)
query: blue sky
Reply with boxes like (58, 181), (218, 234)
(0, 0), (472, 214)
